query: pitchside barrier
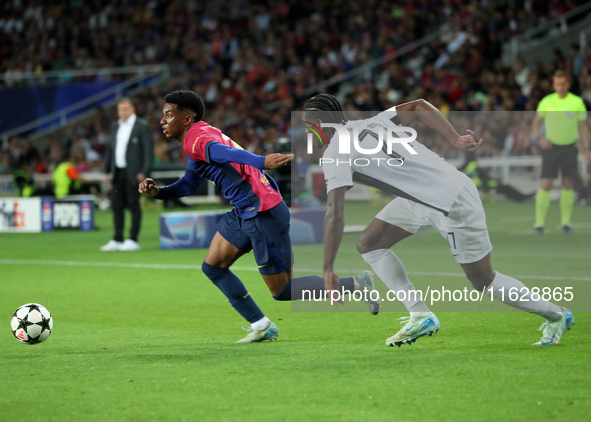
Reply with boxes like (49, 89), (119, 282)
(1, 155), (583, 204)
(0, 171), (218, 203)
(0, 195), (94, 232)
(159, 208), (325, 250)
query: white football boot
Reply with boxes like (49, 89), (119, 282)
(386, 312), (440, 347)
(533, 309), (575, 346)
(236, 321), (279, 343)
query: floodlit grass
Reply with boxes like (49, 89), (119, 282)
(1, 199), (590, 421)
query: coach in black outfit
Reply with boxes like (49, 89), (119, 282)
(101, 98), (153, 251)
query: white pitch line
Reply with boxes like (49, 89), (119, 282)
(1, 259), (591, 282)
(0, 259), (203, 270)
(510, 222), (591, 235)
(501, 216), (534, 223)
(509, 230), (542, 235)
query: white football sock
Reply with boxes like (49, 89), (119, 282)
(251, 316), (271, 331)
(361, 249), (431, 313)
(484, 272), (563, 321)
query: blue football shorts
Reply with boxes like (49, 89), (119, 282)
(217, 200), (294, 275)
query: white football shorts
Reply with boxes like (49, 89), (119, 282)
(375, 175), (493, 264)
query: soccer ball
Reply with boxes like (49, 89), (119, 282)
(11, 303), (53, 344)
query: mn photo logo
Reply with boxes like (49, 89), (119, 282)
(304, 120), (418, 167)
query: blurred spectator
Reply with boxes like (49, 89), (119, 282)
(13, 162), (35, 197)
(0, 150), (12, 174)
(52, 151), (82, 198)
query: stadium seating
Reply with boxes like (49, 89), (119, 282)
(1, 0), (590, 182)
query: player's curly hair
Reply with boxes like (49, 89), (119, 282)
(164, 90), (205, 122)
(303, 93), (348, 124)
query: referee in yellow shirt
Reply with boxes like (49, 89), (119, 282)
(531, 70), (591, 234)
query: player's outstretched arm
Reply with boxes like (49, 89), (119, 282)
(139, 178), (159, 197)
(207, 142), (292, 170)
(396, 99), (483, 151)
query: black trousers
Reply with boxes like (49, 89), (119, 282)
(111, 168), (141, 242)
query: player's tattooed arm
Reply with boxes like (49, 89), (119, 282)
(323, 186), (347, 304)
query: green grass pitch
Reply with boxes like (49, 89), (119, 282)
(1, 198), (590, 421)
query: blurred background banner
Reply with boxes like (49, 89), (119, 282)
(0, 196), (94, 232)
(0, 82), (120, 134)
(0, 197), (41, 232)
(159, 208), (325, 249)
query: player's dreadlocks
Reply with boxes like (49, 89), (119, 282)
(303, 93), (348, 125)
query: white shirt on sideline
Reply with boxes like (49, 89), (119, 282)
(115, 113), (137, 168)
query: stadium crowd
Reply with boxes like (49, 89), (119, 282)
(1, 0), (590, 185)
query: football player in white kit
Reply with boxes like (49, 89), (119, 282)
(303, 93), (574, 347)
